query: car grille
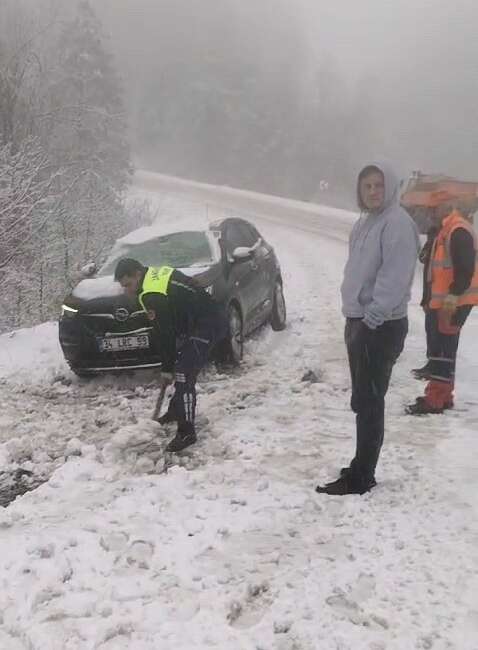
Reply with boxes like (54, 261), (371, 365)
(59, 308), (164, 371)
(80, 310), (148, 335)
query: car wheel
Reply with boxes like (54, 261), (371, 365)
(270, 280), (286, 331)
(219, 302), (244, 365)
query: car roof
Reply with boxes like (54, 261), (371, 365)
(208, 217), (255, 231)
(114, 218), (257, 244)
(114, 224), (210, 247)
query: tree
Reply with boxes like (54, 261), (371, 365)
(0, 137), (60, 327)
(48, 0), (130, 189)
(0, 0), (135, 332)
(40, 0), (132, 290)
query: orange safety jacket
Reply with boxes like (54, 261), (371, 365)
(428, 210), (478, 308)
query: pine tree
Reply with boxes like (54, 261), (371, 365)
(48, 0), (130, 189)
(43, 0), (132, 288)
(0, 1), (137, 332)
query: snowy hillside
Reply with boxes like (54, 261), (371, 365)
(0, 177), (477, 650)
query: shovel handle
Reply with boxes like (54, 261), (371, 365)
(152, 384), (167, 421)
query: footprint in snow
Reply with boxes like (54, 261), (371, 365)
(126, 539), (155, 569)
(227, 581), (273, 629)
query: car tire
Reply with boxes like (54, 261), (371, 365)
(270, 280), (286, 331)
(217, 303), (244, 366)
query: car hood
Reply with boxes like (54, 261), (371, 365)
(70, 266), (213, 307)
(72, 276), (123, 301)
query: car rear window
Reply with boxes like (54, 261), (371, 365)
(99, 231), (219, 276)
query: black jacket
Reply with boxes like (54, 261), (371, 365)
(139, 269), (218, 372)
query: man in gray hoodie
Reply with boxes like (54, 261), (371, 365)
(316, 161), (419, 495)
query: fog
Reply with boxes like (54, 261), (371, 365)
(4, 0), (478, 204)
(86, 0), (478, 203)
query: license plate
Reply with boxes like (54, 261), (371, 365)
(99, 334), (149, 352)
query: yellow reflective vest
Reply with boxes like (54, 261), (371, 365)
(138, 266), (174, 311)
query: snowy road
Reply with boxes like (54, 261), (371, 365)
(0, 176), (477, 650)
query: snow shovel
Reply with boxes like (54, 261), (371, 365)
(152, 383), (167, 421)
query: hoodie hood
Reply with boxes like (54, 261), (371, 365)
(357, 160), (401, 214)
(343, 160), (420, 325)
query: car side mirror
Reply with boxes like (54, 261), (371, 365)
(80, 261), (97, 278)
(232, 246), (254, 262)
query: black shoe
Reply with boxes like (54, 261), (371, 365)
(340, 466), (376, 486)
(315, 475), (375, 496)
(411, 364), (432, 380)
(165, 429), (197, 453)
(405, 397), (445, 415)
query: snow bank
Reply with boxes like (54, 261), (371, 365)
(0, 321), (67, 385)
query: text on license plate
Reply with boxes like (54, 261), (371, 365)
(99, 334), (149, 352)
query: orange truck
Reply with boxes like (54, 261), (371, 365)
(401, 171), (478, 232)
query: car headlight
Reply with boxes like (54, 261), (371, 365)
(61, 304), (79, 318)
(205, 285), (214, 295)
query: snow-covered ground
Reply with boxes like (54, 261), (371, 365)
(0, 177), (477, 650)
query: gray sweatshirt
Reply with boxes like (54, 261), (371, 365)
(341, 161), (420, 329)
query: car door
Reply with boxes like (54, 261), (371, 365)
(242, 223), (276, 320)
(223, 222), (260, 328)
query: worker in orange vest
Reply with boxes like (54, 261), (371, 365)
(407, 198), (478, 414)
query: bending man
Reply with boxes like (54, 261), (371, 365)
(115, 259), (226, 452)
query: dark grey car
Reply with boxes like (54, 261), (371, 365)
(59, 217), (286, 375)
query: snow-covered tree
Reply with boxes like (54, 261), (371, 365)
(0, 137), (60, 328)
(47, 0), (130, 190)
(36, 1), (132, 289)
(0, 0), (135, 332)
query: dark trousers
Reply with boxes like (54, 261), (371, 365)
(426, 306), (472, 384)
(168, 314), (227, 431)
(425, 310), (434, 359)
(345, 318), (408, 482)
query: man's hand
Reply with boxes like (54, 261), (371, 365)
(442, 294), (459, 314)
(360, 320), (375, 340)
(347, 320), (375, 348)
(159, 372), (174, 386)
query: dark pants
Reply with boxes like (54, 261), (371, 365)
(167, 314), (227, 432)
(426, 306), (472, 384)
(345, 318), (408, 482)
(425, 310), (434, 359)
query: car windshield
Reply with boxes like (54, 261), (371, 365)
(99, 231), (218, 276)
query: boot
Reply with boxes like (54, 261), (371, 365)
(405, 396), (453, 415)
(406, 379), (454, 415)
(340, 465), (376, 487)
(411, 363), (432, 380)
(425, 379), (454, 406)
(165, 422), (197, 453)
(315, 474), (376, 496)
